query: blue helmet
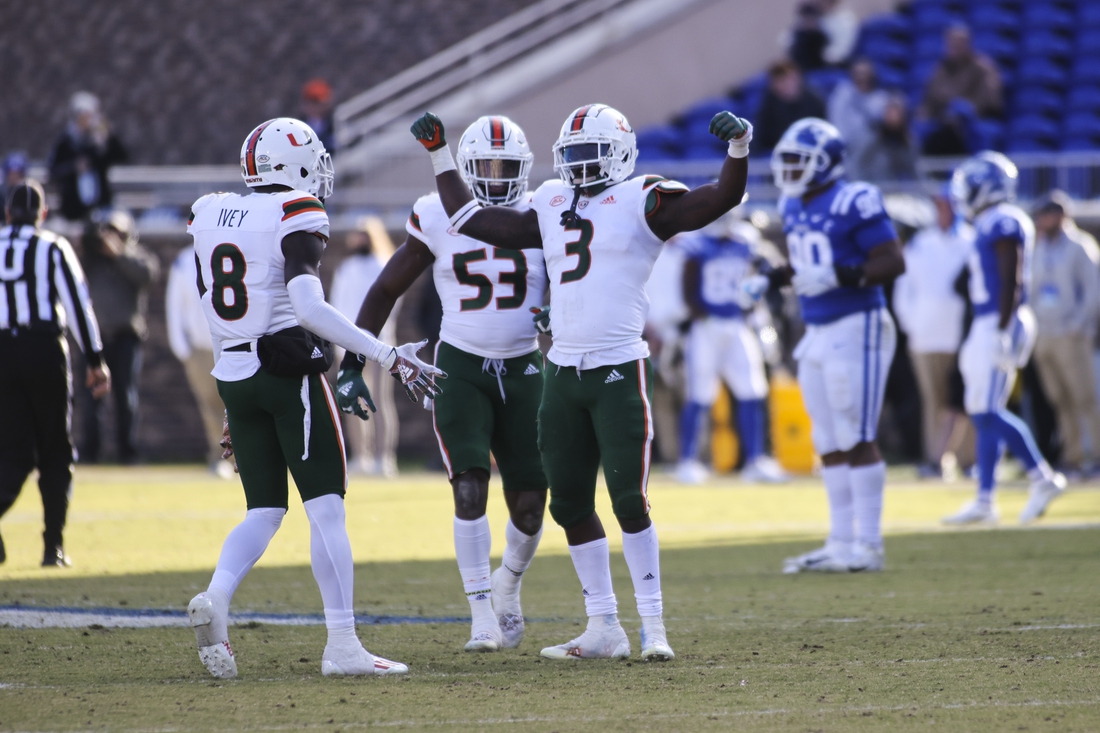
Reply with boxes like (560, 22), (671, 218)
(770, 118), (846, 197)
(949, 151), (1017, 220)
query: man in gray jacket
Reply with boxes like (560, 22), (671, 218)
(1029, 191), (1100, 477)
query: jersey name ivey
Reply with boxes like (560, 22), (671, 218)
(217, 209), (250, 228)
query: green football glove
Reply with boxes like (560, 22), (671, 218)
(530, 306), (552, 337)
(410, 112), (447, 151)
(336, 369), (377, 420)
(708, 112), (749, 141)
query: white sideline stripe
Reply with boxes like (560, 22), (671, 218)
(0, 609), (322, 629)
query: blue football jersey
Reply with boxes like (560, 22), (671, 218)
(779, 181), (898, 325)
(968, 202), (1034, 318)
(679, 232), (755, 318)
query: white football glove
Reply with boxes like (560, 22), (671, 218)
(385, 339), (447, 401)
(791, 265), (838, 297)
(738, 274), (770, 308)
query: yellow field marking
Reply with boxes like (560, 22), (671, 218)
(1, 466), (1098, 578)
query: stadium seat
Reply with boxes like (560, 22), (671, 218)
(876, 64), (908, 90)
(1067, 86), (1100, 113)
(1063, 112), (1100, 140)
(1073, 59), (1100, 85)
(1016, 58), (1068, 88)
(1010, 87), (1064, 117)
(1008, 114), (1060, 146)
(972, 119), (1005, 150)
(860, 37), (910, 66)
(912, 6), (964, 33)
(635, 126), (682, 160)
(913, 33), (944, 60)
(1004, 137), (1056, 153)
(859, 12), (912, 40)
(971, 32), (1019, 64)
(1081, 4), (1100, 28)
(683, 97), (736, 125)
(1076, 29), (1100, 53)
(968, 5), (1019, 33)
(805, 68), (848, 99)
(1061, 137), (1100, 151)
(1022, 4), (1074, 31)
(1022, 31), (1074, 60)
(909, 59), (940, 89)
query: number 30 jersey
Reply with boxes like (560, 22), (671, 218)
(531, 175), (681, 369)
(408, 193), (547, 359)
(188, 190), (330, 381)
(779, 181), (897, 325)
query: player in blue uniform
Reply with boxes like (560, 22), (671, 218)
(747, 118), (905, 573)
(943, 152), (1066, 525)
(676, 215), (788, 484)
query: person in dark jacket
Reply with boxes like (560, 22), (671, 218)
(755, 60), (827, 151)
(48, 92), (128, 222)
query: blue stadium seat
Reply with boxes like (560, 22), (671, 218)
(913, 32), (944, 59)
(1010, 86), (1064, 117)
(1061, 137), (1100, 151)
(805, 68), (848, 99)
(1073, 59), (1100, 85)
(968, 5), (1019, 33)
(1017, 58), (1068, 88)
(1022, 31), (1073, 60)
(972, 119), (1005, 150)
(1063, 112), (1100, 139)
(1067, 86), (1100, 113)
(971, 32), (1018, 64)
(635, 126), (682, 160)
(909, 59), (940, 89)
(1022, 4), (1074, 31)
(912, 6), (964, 33)
(683, 97), (735, 124)
(860, 37), (910, 66)
(859, 12), (912, 40)
(1082, 4), (1100, 28)
(876, 64), (908, 90)
(1076, 29), (1100, 54)
(1008, 114), (1060, 146)
(1005, 138), (1056, 153)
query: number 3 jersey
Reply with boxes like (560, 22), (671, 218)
(531, 175), (682, 369)
(779, 181), (898, 325)
(408, 192), (547, 359)
(188, 190), (330, 381)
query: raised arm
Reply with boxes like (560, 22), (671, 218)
(410, 113), (542, 250)
(646, 113), (752, 242)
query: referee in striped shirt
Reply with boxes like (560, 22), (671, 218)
(0, 180), (110, 567)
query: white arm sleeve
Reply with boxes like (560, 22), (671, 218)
(286, 274), (395, 368)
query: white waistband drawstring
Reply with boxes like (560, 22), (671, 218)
(300, 375), (311, 460)
(482, 358), (507, 402)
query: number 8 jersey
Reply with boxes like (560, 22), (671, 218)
(409, 192), (547, 359)
(779, 181), (897, 324)
(189, 190), (330, 381)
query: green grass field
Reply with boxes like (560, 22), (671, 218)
(1, 466), (1099, 732)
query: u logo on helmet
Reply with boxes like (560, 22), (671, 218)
(287, 132), (312, 147)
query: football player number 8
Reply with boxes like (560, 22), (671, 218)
(786, 230), (834, 269)
(211, 243), (248, 320)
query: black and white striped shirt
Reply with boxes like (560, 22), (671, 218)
(0, 224), (103, 366)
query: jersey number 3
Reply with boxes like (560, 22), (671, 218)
(211, 243), (248, 320)
(453, 249), (529, 311)
(560, 219), (594, 284)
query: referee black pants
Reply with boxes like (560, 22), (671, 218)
(0, 331), (75, 549)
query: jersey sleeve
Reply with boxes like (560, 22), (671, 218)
(847, 186), (898, 252)
(642, 175), (690, 218)
(276, 194), (329, 242)
(407, 195), (440, 256)
(186, 193), (217, 235)
(992, 212), (1025, 244)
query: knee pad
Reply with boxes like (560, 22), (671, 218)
(246, 506), (286, 531)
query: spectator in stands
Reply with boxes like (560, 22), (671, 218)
(1, 152), (28, 207)
(329, 218), (399, 477)
(893, 188), (975, 478)
(755, 60), (827, 151)
(859, 94), (918, 182)
(78, 210), (159, 464)
(1029, 191), (1100, 478)
(48, 92), (128, 222)
(300, 78), (336, 153)
(165, 246), (232, 478)
(827, 58), (888, 178)
(918, 25), (1003, 156)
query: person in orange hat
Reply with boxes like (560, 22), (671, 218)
(301, 79), (335, 152)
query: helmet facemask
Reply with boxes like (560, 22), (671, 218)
(771, 147), (829, 198)
(554, 140), (616, 189)
(461, 155), (530, 206)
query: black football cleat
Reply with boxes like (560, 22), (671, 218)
(42, 545), (72, 568)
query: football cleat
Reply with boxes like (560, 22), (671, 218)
(541, 615), (630, 660)
(639, 615), (675, 661)
(464, 626), (503, 653)
(675, 459), (708, 485)
(942, 500), (999, 526)
(847, 542), (885, 572)
(188, 593), (237, 679)
(321, 643), (408, 676)
(740, 456), (790, 484)
(1019, 473), (1067, 524)
(491, 566), (525, 649)
(782, 541), (852, 574)
(42, 544), (72, 568)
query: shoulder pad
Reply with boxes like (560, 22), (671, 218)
(642, 175), (689, 194)
(281, 195), (325, 222)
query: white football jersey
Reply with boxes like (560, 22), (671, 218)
(408, 193), (547, 359)
(531, 175), (683, 369)
(188, 190), (329, 381)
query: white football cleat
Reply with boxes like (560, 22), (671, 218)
(463, 626), (503, 653)
(782, 540), (852, 574)
(540, 615), (630, 660)
(740, 456), (789, 484)
(942, 499), (999, 526)
(491, 566), (525, 649)
(1019, 472), (1066, 524)
(187, 592), (237, 679)
(847, 542), (885, 572)
(321, 643), (408, 676)
(639, 615), (675, 661)
(675, 459), (708, 485)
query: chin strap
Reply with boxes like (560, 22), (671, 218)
(560, 187), (583, 227)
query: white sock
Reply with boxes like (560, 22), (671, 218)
(621, 524), (663, 617)
(821, 464), (854, 545)
(568, 538), (617, 617)
(498, 519), (542, 596)
(850, 461), (886, 550)
(454, 516), (494, 628)
(208, 507), (285, 600)
(302, 495), (358, 645)
(1027, 462), (1054, 482)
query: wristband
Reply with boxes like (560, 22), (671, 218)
(339, 350), (366, 373)
(727, 121), (753, 159)
(381, 347), (397, 371)
(449, 199), (482, 231)
(430, 145), (457, 176)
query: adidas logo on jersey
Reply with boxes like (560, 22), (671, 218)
(523, 364), (539, 376)
(310, 347), (324, 359)
(604, 369), (624, 384)
(600, 195), (617, 205)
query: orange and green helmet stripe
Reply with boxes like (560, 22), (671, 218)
(244, 121), (274, 177)
(409, 211), (422, 232)
(489, 116), (506, 148)
(569, 105), (595, 132)
(281, 196), (325, 221)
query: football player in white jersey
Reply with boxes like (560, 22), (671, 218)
(337, 116), (550, 653)
(186, 118), (442, 679)
(409, 103), (752, 661)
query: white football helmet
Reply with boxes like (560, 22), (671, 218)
(770, 118), (846, 198)
(240, 118), (334, 198)
(552, 104), (637, 189)
(455, 116), (534, 206)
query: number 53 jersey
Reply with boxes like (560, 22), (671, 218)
(409, 192), (547, 359)
(779, 181), (898, 325)
(188, 190), (330, 381)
